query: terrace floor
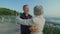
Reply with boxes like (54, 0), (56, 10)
(0, 22), (20, 34)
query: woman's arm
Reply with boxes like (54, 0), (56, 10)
(16, 16), (33, 25)
(16, 17), (22, 25)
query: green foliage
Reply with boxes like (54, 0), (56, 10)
(53, 28), (60, 34)
(43, 24), (60, 34)
(0, 8), (19, 16)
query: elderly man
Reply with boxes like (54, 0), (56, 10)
(16, 5), (33, 34)
(20, 5), (32, 34)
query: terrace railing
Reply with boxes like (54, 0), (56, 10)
(0, 15), (16, 23)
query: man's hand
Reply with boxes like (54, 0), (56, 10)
(29, 26), (38, 32)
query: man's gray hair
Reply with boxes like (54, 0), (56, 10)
(34, 5), (44, 16)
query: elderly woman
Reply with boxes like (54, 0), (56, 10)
(30, 5), (45, 34)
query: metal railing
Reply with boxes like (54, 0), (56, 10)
(0, 15), (16, 23)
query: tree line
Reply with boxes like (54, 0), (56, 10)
(0, 8), (20, 16)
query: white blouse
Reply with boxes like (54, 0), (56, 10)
(31, 15), (45, 34)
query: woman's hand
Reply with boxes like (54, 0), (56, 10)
(29, 26), (39, 32)
(16, 23), (19, 26)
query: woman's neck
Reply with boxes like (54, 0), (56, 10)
(35, 15), (43, 17)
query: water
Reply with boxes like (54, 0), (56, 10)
(45, 17), (60, 24)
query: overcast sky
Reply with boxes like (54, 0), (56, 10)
(0, 0), (60, 17)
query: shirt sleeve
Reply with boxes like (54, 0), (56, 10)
(38, 18), (45, 32)
(16, 17), (22, 25)
(16, 16), (33, 25)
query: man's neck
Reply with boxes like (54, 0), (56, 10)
(23, 13), (29, 16)
(25, 14), (29, 16)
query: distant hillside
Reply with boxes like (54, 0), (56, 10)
(0, 8), (20, 16)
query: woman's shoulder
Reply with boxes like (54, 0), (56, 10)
(32, 16), (45, 22)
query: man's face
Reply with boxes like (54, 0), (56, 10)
(23, 6), (29, 14)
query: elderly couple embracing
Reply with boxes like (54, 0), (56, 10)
(16, 5), (45, 34)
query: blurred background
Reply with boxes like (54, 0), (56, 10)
(0, 0), (60, 34)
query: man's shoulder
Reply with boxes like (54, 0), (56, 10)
(20, 13), (24, 16)
(20, 13), (25, 19)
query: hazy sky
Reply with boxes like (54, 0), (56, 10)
(0, 0), (60, 17)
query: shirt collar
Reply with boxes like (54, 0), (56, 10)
(23, 13), (30, 16)
(34, 15), (43, 18)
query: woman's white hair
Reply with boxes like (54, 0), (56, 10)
(34, 5), (44, 16)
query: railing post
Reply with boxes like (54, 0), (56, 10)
(2, 17), (4, 22)
(9, 18), (11, 23)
